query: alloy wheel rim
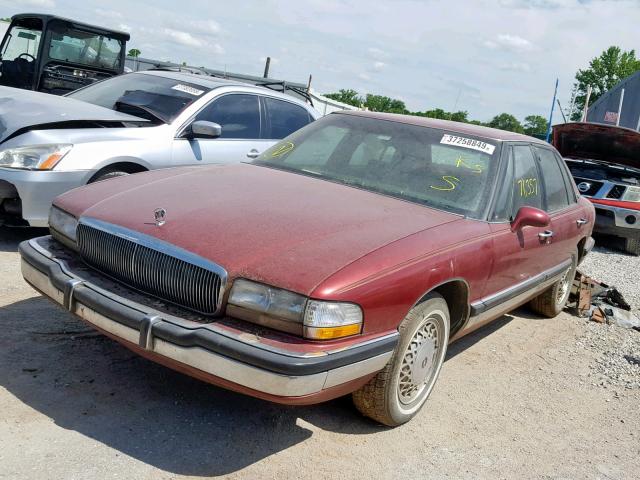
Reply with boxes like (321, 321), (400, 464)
(398, 317), (442, 405)
(556, 266), (572, 305)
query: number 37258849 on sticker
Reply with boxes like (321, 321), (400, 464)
(440, 134), (496, 155)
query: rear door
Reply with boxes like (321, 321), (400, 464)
(533, 145), (584, 262)
(171, 93), (273, 165)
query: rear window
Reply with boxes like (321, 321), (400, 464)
(264, 97), (313, 139)
(68, 73), (211, 123)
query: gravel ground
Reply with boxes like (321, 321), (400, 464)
(580, 236), (640, 316)
(1, 228), (639, 479)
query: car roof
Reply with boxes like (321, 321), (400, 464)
(335, 110), (550, 145)
(136, 70), (311, 105)
(12, 13), (130, 40)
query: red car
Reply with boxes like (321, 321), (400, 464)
(20, 112), (595, 426)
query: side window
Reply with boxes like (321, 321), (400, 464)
(512, 145), (542, 213)
(554, 151), (578, 203)
(195, 94), (260, 139)
(264, 97), (312, 139)
(535, 147), (570, 212)
(491, 147), (515, 221)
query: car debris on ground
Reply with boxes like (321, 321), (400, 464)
(568, 270), (640, 330)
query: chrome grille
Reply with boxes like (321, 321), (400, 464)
(607, 184), (626, 199)
(76, 222), (224, 315)
(573, 177), (603, 197)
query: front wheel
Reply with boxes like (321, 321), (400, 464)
(528, 254), (577, 318)
(352, 293), (450, 426)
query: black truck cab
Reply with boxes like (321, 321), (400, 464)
(0, 13), (129, 94)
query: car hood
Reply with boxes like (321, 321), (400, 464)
(553, 122), (640, 170)
(0, 86), (147, 144)
(55, 163), (460, 295)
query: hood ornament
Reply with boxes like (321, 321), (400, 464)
(154, 208), (167, 226)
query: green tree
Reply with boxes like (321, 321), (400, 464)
(364, 94), (406, 113)
(324, 89), (362, 107)
(487, 113), (524, 133)
(523, 115), (548, 137)
(127, 48), (142, 58)
(412, 108), (469, 123)
(571, 46), (640, 120)
(1, 17), (10, 22)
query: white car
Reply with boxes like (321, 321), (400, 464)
(0, 70), (319, 226)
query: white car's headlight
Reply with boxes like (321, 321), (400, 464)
(621, 186), (640, 203)
(49, 206), (78, 244)
(0, 144), (73, 170)
(227, 279), (363, 339)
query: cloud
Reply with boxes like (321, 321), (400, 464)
(95, 8), (122, 19)
(9, 0), (55, 6)
(483, 33), (533, 51)
(500, 61), (532, 72)
(367, 47), (390, 60)
(372, 61), (386, 71)
(164, 19), (221, 37)
(358, 72), (371, 81)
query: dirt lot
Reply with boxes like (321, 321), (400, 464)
(1, 228), (639, 480)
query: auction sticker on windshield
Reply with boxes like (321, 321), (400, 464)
(440, 134), (495, 155)
(172, 84), (205, 96)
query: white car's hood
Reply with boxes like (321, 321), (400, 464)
(0, 86), (148, 144)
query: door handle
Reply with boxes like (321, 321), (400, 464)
(246, 149), (260, 159)
(538, 230), (554, 241)
(576, 218), (589, 227)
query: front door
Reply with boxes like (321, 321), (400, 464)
(485, 144), (562, 298)
(171, 93), (274, 166)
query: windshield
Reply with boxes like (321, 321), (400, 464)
(48, 24), (123, 70)
(67, 73), (211, 123)
(1, 24), (42, 61)
(252, 114), (502, 218)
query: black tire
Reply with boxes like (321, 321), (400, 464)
(624, 237), (640, 256)
(528, 254), (577, 318)
(352, 293), (450, 427)
(89, 170), (129, 183)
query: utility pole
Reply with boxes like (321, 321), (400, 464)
(263, 57), (271, 78)
(545, 78), (558, 143)
(581, 85), (592, 122)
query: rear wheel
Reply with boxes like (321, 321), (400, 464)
(528, 254), (577, 318)
(624, 237), (640, 256)
(352, 293), (449, 426)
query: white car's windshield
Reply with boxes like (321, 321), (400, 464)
(253, 114), (503, 218)
(68, 73), (211, 123)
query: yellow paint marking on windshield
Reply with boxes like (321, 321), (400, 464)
(517, 177), (538, 197)
(455, 156), (483, 173)
(430, 175), (460, 191)
(271, 141), (295, 157)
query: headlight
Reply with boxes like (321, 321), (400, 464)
(49, 206), (78, 244)
(621, 186), (640, 203)
(0, 144), (72, 170)
(227, 279), (363, 340)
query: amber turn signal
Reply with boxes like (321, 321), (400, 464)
(304, 323), (362, 340)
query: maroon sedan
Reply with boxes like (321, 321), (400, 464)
(20, 111), (595, 426)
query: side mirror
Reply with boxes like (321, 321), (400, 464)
(182, 120), (222, 139)
(510, 206), (550, 232)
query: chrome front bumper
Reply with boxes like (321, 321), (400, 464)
(0, 168), (91, 227)
(19, 237), (396, 398)
(592, 202), (640, 234)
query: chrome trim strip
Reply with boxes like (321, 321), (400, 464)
(77, 217), (229, 315)
(470, 259), (572, 315)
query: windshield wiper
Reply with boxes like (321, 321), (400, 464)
(114, 100), (165, 124)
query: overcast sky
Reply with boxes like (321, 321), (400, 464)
(2, 0), (639, 122)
